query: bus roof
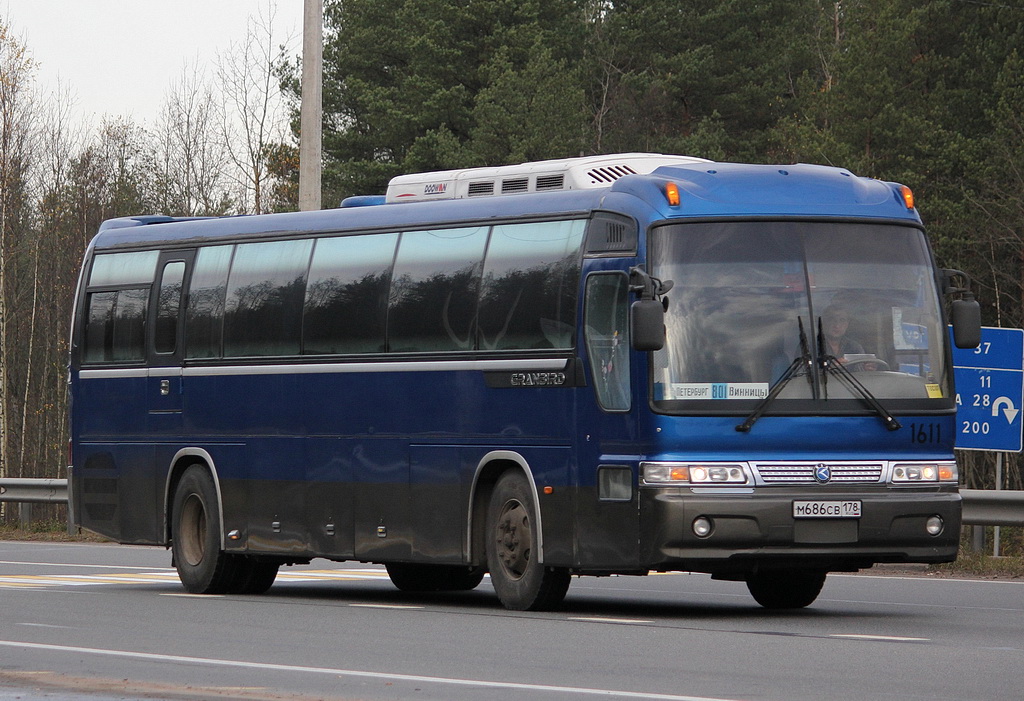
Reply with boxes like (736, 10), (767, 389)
(91, 158), (921, 251)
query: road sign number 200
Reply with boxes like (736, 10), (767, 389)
(962, 421), (991, 435)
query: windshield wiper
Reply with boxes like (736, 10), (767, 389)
(816, 318), (901, 431)
(736, 317), (813, 433)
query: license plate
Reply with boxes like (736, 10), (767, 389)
(792, 500), (862, 518)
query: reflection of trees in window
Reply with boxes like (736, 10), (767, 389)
(478, 220), (584, 350)
(388, 227), (487, 353)
(155, 262), (185, 354)
(303, 272), (390, 354)
(222, 240), (313, 357)
(302, 233), (397, 354)
(186, 245), (233, 359)
(224, 276), (307, 356)
(186, 286), (227, 358)
(84, 289), (148, 363)
(478, 255), (580, 350)
(388, 266), (482, 352)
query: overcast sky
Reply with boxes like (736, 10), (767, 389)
(2, 0), (303, 127)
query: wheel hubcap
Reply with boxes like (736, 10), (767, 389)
(495, 499), (531, 580)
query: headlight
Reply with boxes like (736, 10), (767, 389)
(641, 462), (749, 485)
(891, 461), (958, 483)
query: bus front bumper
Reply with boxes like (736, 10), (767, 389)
(638, 486), (961, 578)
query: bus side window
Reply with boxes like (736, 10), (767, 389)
(388, 227), (488, 352)
(302, 233), (397, 355)
(82, 250), (159, 364)
(154, 261), (186, 355)
(83, 289), (148, 363)
(185, 245), (234, 359)
(223, 239), (314, 357)
(584, 273), (631, 412)
(478, 220), (585, 351)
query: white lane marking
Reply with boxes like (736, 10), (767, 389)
(16, 623), (75, 629)
(832, 573), (1024, 586)
(349, 603), (424, 610)
(0, 639), (742, 701)
(0, 568), (390, 589)
(831, 634), (929, 642)
(568, 617), (655, 625)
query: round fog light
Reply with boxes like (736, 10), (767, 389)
(692, 516), (713, 538)
(925, 515), (944, 536)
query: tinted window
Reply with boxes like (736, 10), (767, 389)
(303, 234), (397, 354)
(478, 220), (585, 350)
(584, 273), (630, 411)
(223, 239), (313, 357)
(389, 227), (487, 352)
(89, 251), (159, 286)
(83, 288), (149, 363)
(154, 261), (185, 355)
(185, 245), (233, 359)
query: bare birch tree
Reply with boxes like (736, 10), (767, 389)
(217, 2), (293, 214)
(153, 63), (232, 216)
(0, 20), (36, 487)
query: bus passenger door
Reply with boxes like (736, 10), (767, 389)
(575, 272), (640, 570)
(147, 250), (193, 433)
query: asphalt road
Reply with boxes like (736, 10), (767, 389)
(1, 540), (1022, 701)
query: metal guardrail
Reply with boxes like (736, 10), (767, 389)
(960, 489), (1024, 526)
(1, 479), (1021, 525)
(0, 478), (68, 504)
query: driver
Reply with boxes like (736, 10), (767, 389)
(821, 304), (864, 358)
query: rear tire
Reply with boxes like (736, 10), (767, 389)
(746, 570), (827, 609)
(171, 466), (237, 594)
(229, 557), (279, 595)
(386, 563), (485, 592)
(485, 471), (570, 611)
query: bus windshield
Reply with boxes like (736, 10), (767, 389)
(649, 220), (950, 411)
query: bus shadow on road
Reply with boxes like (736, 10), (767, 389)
(256, 579), (870, 622)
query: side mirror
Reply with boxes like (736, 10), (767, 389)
(943, 268), (981, 349)
(631, 299), (665, 351)
(951, 296), (981, 349)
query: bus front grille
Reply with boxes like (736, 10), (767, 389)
(753, 463), (884, 484)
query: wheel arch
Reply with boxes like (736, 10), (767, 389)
(468, 450), (546, 566)
(163, 448), (226, 550)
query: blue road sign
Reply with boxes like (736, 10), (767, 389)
(951, 326), (1023, 452)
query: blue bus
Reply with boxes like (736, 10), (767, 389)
(69, 153), (980, 610)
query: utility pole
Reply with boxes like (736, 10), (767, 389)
(298, 0), (323, 211)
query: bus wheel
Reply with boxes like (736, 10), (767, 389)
(171, 466), (236, 594)
(746, 570), (826, 609)
(385, 563), (485, 592)
(485, 471), (570, 611)
(229, 557), (279, 595)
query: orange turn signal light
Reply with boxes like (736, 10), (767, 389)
(670, 466), (689, 481)
(900, 185), (915, 210)
(665, 182), (681, 207)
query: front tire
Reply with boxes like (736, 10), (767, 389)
(746, 570), (827, 609)
(171, 466), (237, 594)
(485, 471), (570, 611)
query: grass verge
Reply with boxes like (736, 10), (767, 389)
(0, 519), (110, 542)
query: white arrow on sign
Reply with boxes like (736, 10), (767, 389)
(991, 396), (1020, 424)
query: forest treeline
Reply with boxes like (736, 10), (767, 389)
(1, 0), (1022, 507)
